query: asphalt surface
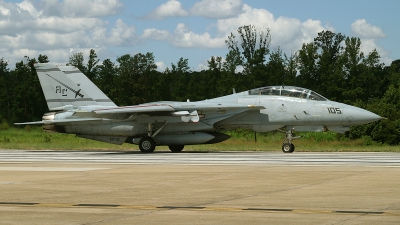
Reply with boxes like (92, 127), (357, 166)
(1, 150), (399, 225)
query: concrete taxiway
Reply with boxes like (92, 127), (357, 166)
(0, 150), (399, 224)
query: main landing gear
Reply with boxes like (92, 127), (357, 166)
(139, 123), (163, 153)
(281, 129), (301, 153)
(138, 122), (185, 153)
(138, 136), (156, 153)
(168, 145), (184, 152)
(138, 137), (185, 153)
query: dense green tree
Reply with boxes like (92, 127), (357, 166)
(116, 52), (157, 105)
(283, 51), (297, 85)
(38, 54), (49, 63)
(313, 31), (346, 101)
(296, 42), (319, 89)
(224, 25), (271, 89)
(0, 58), (10, 121)
(169, 57), (191, 101)
(7, 57), (45, 122)
(86, 49), (100, 81)
(67, 52), (85, 72)
(265, 48), (286, 85)
(204, 56), (221, 97)
(97, 59), (117, 101)
(341, 37), (365, 103)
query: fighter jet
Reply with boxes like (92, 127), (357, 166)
(15, 63), (382, 153)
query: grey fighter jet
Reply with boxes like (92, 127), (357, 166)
(15, 63), (382, 153)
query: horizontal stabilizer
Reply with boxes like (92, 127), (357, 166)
(14, 121), (48, 125)
(14, 118), (104, 125)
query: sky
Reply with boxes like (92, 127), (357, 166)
(0, 0), (399, 71)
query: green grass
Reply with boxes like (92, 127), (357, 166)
(0, 126), (399, 152)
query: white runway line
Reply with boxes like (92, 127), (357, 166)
(0, 150), (399, 166)
(0, 167), (109, 171)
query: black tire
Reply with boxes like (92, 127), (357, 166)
(139, 137), (156, 153)
(168, 145), (184, 153)
(282, 143), (295, 153)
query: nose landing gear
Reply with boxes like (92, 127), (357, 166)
(281, 129), (301, 153)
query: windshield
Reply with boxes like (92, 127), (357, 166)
(248, 86), (327, 101)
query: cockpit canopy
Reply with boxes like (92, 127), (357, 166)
(248, 86), (328, 101)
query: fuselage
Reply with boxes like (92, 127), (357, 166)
(44, 86), (381, 141)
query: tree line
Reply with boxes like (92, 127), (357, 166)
(1, 25), (400, 144)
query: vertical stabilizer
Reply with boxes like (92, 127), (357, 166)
(35, 63), (116, 111)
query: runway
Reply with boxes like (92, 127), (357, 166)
(1, 150), (400, 166)
(1, 150), (400, 224)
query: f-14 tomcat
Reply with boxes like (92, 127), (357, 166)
(15, 63), (382, 153)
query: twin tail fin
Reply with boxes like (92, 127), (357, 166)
(35, 63), (116, 111)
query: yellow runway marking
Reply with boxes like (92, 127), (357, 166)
(0, 202), (399, 216)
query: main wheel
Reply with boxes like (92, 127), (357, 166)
(168, 145), (184, 153)
(282, 143), (295, 153)
(139, 137), (156, 153)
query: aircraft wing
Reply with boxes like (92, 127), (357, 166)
(73, 104), (176, 120)
(73, 103), (264, 123)
(75, 103), (264, 116)
(81, 104), (175, 115)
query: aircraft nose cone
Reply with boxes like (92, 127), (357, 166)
(344, 106), (382, 125)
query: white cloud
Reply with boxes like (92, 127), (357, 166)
(190, 0), (243, 19)
(142, 0), (188, 20)
(155, 61), (167, 71)
(0, 0), (135, 68)
(215, 4), (275, 36)
(139, 4), (328, 54)
(171, 23), (225, 48)
(142, 28), (171, 41)
(17, 0), (43, 19)
(351, 19), (385, 39)
(300, 19), (327, 43)
(91, 19), (137, 46)
(0, 5), (10, 17)
(360, 39), (392, 65)
(350, 19), (391, 65)
(61, 0), (123, 17)
(0, 18), (92, 36)
(108, 19), (136, 45)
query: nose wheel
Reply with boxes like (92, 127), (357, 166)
(281, 129), (301, 153)
(282, 143), (295, 153)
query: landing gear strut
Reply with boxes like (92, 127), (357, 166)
(281, 129), (301, 153)
(138, 122), (168, 153)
